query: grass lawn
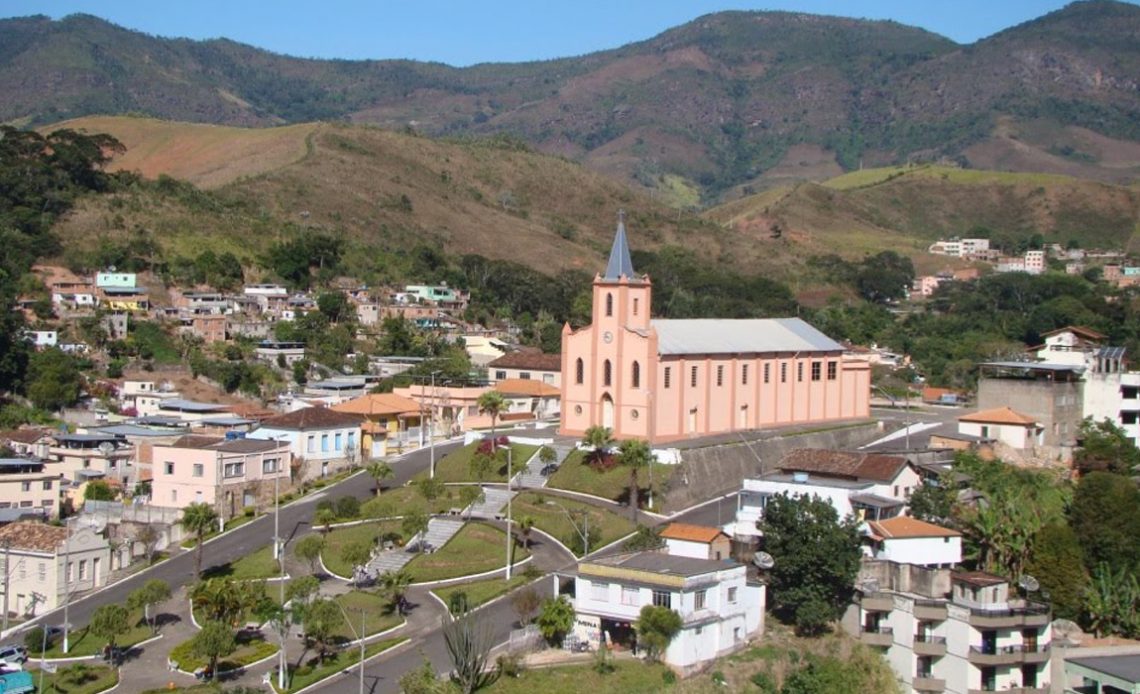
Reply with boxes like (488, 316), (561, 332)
(483, 661), (674, 693)
(404, 522), (528, 583)
(38, 609), (152, 658)
(329, 590), (403, 642)
(318, 521), (404, 578)
(275, 637), (406, 693)
(202, 544), (282, 580)
(432, 575), (530, 615)
(169, 632), (279, 672)
(423, 442), (540, 483)
(361, 484), (460, 518)
(547, 450), (673, 510)
(513, 492), (636, 556)
(27, 664), (119, 694)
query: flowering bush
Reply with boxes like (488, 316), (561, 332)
(476, 436), (511, 456)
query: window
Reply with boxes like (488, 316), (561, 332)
(263, 459), (279, 474)
(664, 367), (671, 389)
(347, 432), (356, 450)
(691, 366), (698, 387)
(811, 361), (821, 381)
(519, 372), (531, 380)
(321, 434), (329, 452)
(192, 464), (204, 478)
(467, 405), (478, 416)
(171, 490), (177, 503)
(780, 363), (787, 383)
(827, 361), (838, 380)
(591, 581), (609, 601)
(20, 481), (30, 492)
(764, 363), (770, 384)
(335, 433), (343, 451)
(495, 370), (507, 380)
(41, 499), (53, 507)
(603, 360), (612, 387)
(224, 462), (245, 478)
(695, 589), (707, 610)
(716, 365), (724, 387)
(633, 297), (639, 316)
(19, 501), (31, 508)
(605, 293), (613, 317)
(621, 585), (639, 606)
(632, 361), (640, 388)
(307, 436), (315, 453)
(742, 364), (749, 385)
(797, 362), (804, 382)
(652, 590), (672, 609)
(165, 462), (174, 475)
(727, 587), (738, 604)
(575, 358), (584, 385)
(0, 503), (8, 509)
(37, 562), (45, 582)
(78, 560), (87, 580)
(42, 480), (52, 490)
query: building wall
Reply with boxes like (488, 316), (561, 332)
(977, 378), (1083, 446)
(150, 443), (290, 515)
(247, 426), (359, 465)
(0, 529), (109, 616)
(664, 537), (731, 561)
(489, 366), (561, 387)
(0, 473), (60, 518)
(878, 536), (962, 567)
(958, 421), (1034, 449)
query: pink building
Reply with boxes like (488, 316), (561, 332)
(560, 217), (871, 442)
(150, 435), (291, 520)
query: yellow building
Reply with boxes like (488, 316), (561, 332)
(332, 393), (425, 457)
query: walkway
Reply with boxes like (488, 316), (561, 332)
(513, 444), (575, 489)
(366, 517), (465, 577)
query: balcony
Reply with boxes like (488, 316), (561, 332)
(861, 593), (894, 612)
(914, 600), (948, 621)
(967, 643), (1050, 666)
(859, 625), (893, 647)
(914, 634), (947, 657)
(968, 688), (1047, 694)
(966, 602), (1050, 628)
(913, 676), (945, 692)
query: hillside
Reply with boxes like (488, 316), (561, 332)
(4, 2), (1140, 199)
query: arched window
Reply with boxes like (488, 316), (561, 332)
(605, 293), (613, 317)
(603, 360), (612, 387)
(632, 361), (641, 388)
(575, 358), (584, 385)
(633, 297), (639, 316)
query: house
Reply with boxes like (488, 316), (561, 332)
(47, 432), (135, 487)
(0, 429), (52, 459)
(494, 378), (561, 422)
(848, 562), (1051, 694)
(156, 398), (234, 423)
(303, 376), (375, 400)
(461, 335), (510, 367)
(0, 521), (110, 617)
(487, 351), (562, 387)
(34, 265), (95, 309)
(572, 551), (764, 675)
(247, 407), (363, 479)
(658, 523), (731, 561)
(25, 330), (58, 349)
(331, 393), (425, 458)
(403, 284), (469, 311)
(976, 361), (1084, 449)
(1065, 652), (1140, 694)
(150, 435), (291, 520)
(921, 386), (965, 406)
(957, 407), (1042, 450)
(0, 459), (60, 521)
(725, 449), (920, 541)
(863, 516), (961, 568)
(254, 341), (306, 367)
(394, 384), (498, 435)
(561, 216), (869, 442)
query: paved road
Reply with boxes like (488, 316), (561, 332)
(16, 441), (462, 638)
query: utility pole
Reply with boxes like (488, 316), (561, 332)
(429, 371), (437, 479)
(2, 540), (10, 634)
(62, 517), (72, 654)
(274, 442), (286, 692)
(505, 447), (512, 580)
(358, 609), (365, 694)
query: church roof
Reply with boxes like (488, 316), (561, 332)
(602, 212), (637, 281)
(651, 318), (843, 355)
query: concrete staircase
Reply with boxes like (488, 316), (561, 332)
(513, 444), (575, 489)
(365, 517), (465, 578)
(465, 487), (515, 519)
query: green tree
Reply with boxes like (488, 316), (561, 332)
(179, 502), (219, 577)
(83, 479), (116, 501)
(517, 516), (535, 550)
(317, 292), (352, 323)
(623, 525), (663, 551)
(581, 426), (614, 466)
(1075, 418), (1140, 475)
(906, 478), (956, 526)
(403, 510), (430, 552)
(511, 587), (542, 626)
(1070, 471), (1140, 575)
(398, 657), (452, 694)
(538, 446), (557, 467)
(379, 569), (412, 611)
(415, 475), (445, 501)
(293, 534), (326, 574)
(536, 595), (575, 645)
(1083, 563), (1140, 638)
(127, 579), (171, 634)
(190, 578), (260, 625)
(635, 605), (682, 662)
(367, 460), (394, 495)
(25, 347), (82, 411)
(1024, 522), (1087, 621)
(286, 575), (320, 610)
(340, 540), (372, 588)
(616, 438), (652, 520)
(759, 493), (861, 636)
(314, 507), (337, 533)
(190, 620), (236, 677)
(301, 598), (341, 660)
(477, 391), (507, 450)
(468, 452), (494, 483)
(88, 604), (130, 659)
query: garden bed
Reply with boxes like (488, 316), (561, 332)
(169, 632), (279, 673)
(318, 520), (404, 578)
(547, 450), (673, 510)
(274, 637), (406, 693)
(422, 442), (539, 483)
(512, 492), (636, 556)
(431, 575), (531, 615)
(404, 522), (529, 583)
(27, 663), (119, 694)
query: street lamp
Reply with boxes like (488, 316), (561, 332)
(61, 515), (74, 654)
(552, 501), (589, 557)
(428, 370), (440, 479)
(333, 601), (366, 694)
(504, 447), (513, 580)
(271, 436), (288, 691)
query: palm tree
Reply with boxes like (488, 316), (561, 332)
(379, 569), (413, 613)
(314, 507), (337, 533)
(179, 502), (220, 577)
(367, 460), (394, 496)
(477, 390), (508, 452)
(518, 516), (535, 550)
(582, 425), (614, 467)
(617, 439), (652, 521)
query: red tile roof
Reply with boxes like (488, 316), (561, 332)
(259, 407), (364, 430)
(487, 351), (562, 372)
(659, 523), (728, 544)
(1041, 325), (1105, 341)
(332, 393), (422, 417)
(494, 379), (560, 397)
(777, 449), (910, 483)
(958, 407), (1037, 426)
(0, 522), (68, 553)
(868, 516), (960, 539)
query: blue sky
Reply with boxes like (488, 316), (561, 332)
(2, 1), (1132, 66)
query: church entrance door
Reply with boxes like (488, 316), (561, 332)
(601, 394), (615, 430)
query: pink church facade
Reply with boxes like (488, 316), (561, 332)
(560, 219), (871, 443)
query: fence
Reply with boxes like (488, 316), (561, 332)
(507, 624), (543, 653)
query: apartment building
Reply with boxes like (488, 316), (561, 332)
(487, 350), (562, 386)
(0, 459), (60, 520)
(572, 551), (764, 674)
(0, 521), (110, 617)
(48, 432), (135, 486)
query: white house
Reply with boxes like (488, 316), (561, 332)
(248, 407), (363, 478)
(0, 521), (110, 617)
(864, 516), (962, 568)
(573, 551), (764, 674)
(957, 407), (1042, 450)
(725, 449), (920, 540)
(658, 523), (732, 561)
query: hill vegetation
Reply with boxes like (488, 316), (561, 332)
(3, 2), (1140, 199)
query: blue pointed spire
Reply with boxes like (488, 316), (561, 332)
(603, 210), (636, 281)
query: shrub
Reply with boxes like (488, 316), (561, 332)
(711, 670), (726, 685)
(475, 437), (510, 456)
(497, 652), (525, 678)
(335, 495), (361, 519)
(750, 671), (777, 693)
(24, 626), (51, 653)
(663, 670), (677, 685)
(242, 506), (255, 518)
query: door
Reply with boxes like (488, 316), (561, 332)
(92, 557), (100, 584)
(688, 408), (698, 434)
(601, 395), (614, 430)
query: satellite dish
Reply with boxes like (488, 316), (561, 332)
(753, 552), (775, 570)
(97, 441), (115, 456)
(1019, 575), (1040, 593)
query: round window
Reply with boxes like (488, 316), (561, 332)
(631, 409), (639, 419)
(574, 405), (583, 415)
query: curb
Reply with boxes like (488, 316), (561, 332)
(173, 642), (281, 678)
(429, 573), (546, 620)
(34, 632), (165, 666)
(278, 637), (412, 694)
(409, 555), (534, 588)
(532, 485), (668, 520)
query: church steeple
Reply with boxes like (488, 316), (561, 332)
(602, 210), (636, 281)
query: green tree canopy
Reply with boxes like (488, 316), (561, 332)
(635, 605), (682, 662)
(190, 620), (236, 676)
(1070, 471), (1140, 575)
(179, 502), (219, 577)
(1024, 522), (1087, 621)
(536, 595), (575, 645)
(88, 604), (130, 655)
(1074, 418), (1140, 475)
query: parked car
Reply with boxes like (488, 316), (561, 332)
(0, 646), (27, 667)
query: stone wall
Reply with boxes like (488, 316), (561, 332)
(659, 421), (881, 513)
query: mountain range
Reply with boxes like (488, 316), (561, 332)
(3, 1), (1140, 201)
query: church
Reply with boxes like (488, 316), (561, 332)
(560, 216), (871, 442)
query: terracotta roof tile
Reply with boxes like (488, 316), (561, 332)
(0, 428), (50, 444)
(958, 407), (1037, 426)
(487, 351), (562, 372)
(869, 516), (960, 539)
(777, 449), (909, 483)
(493, 379), (560, 397)
(332, 393), (422, 417)
(659, 523), (727, 543)
(0, 522), (68, 553)
(1041, 325), (1106, 341)
(259, 407), (364, 430)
